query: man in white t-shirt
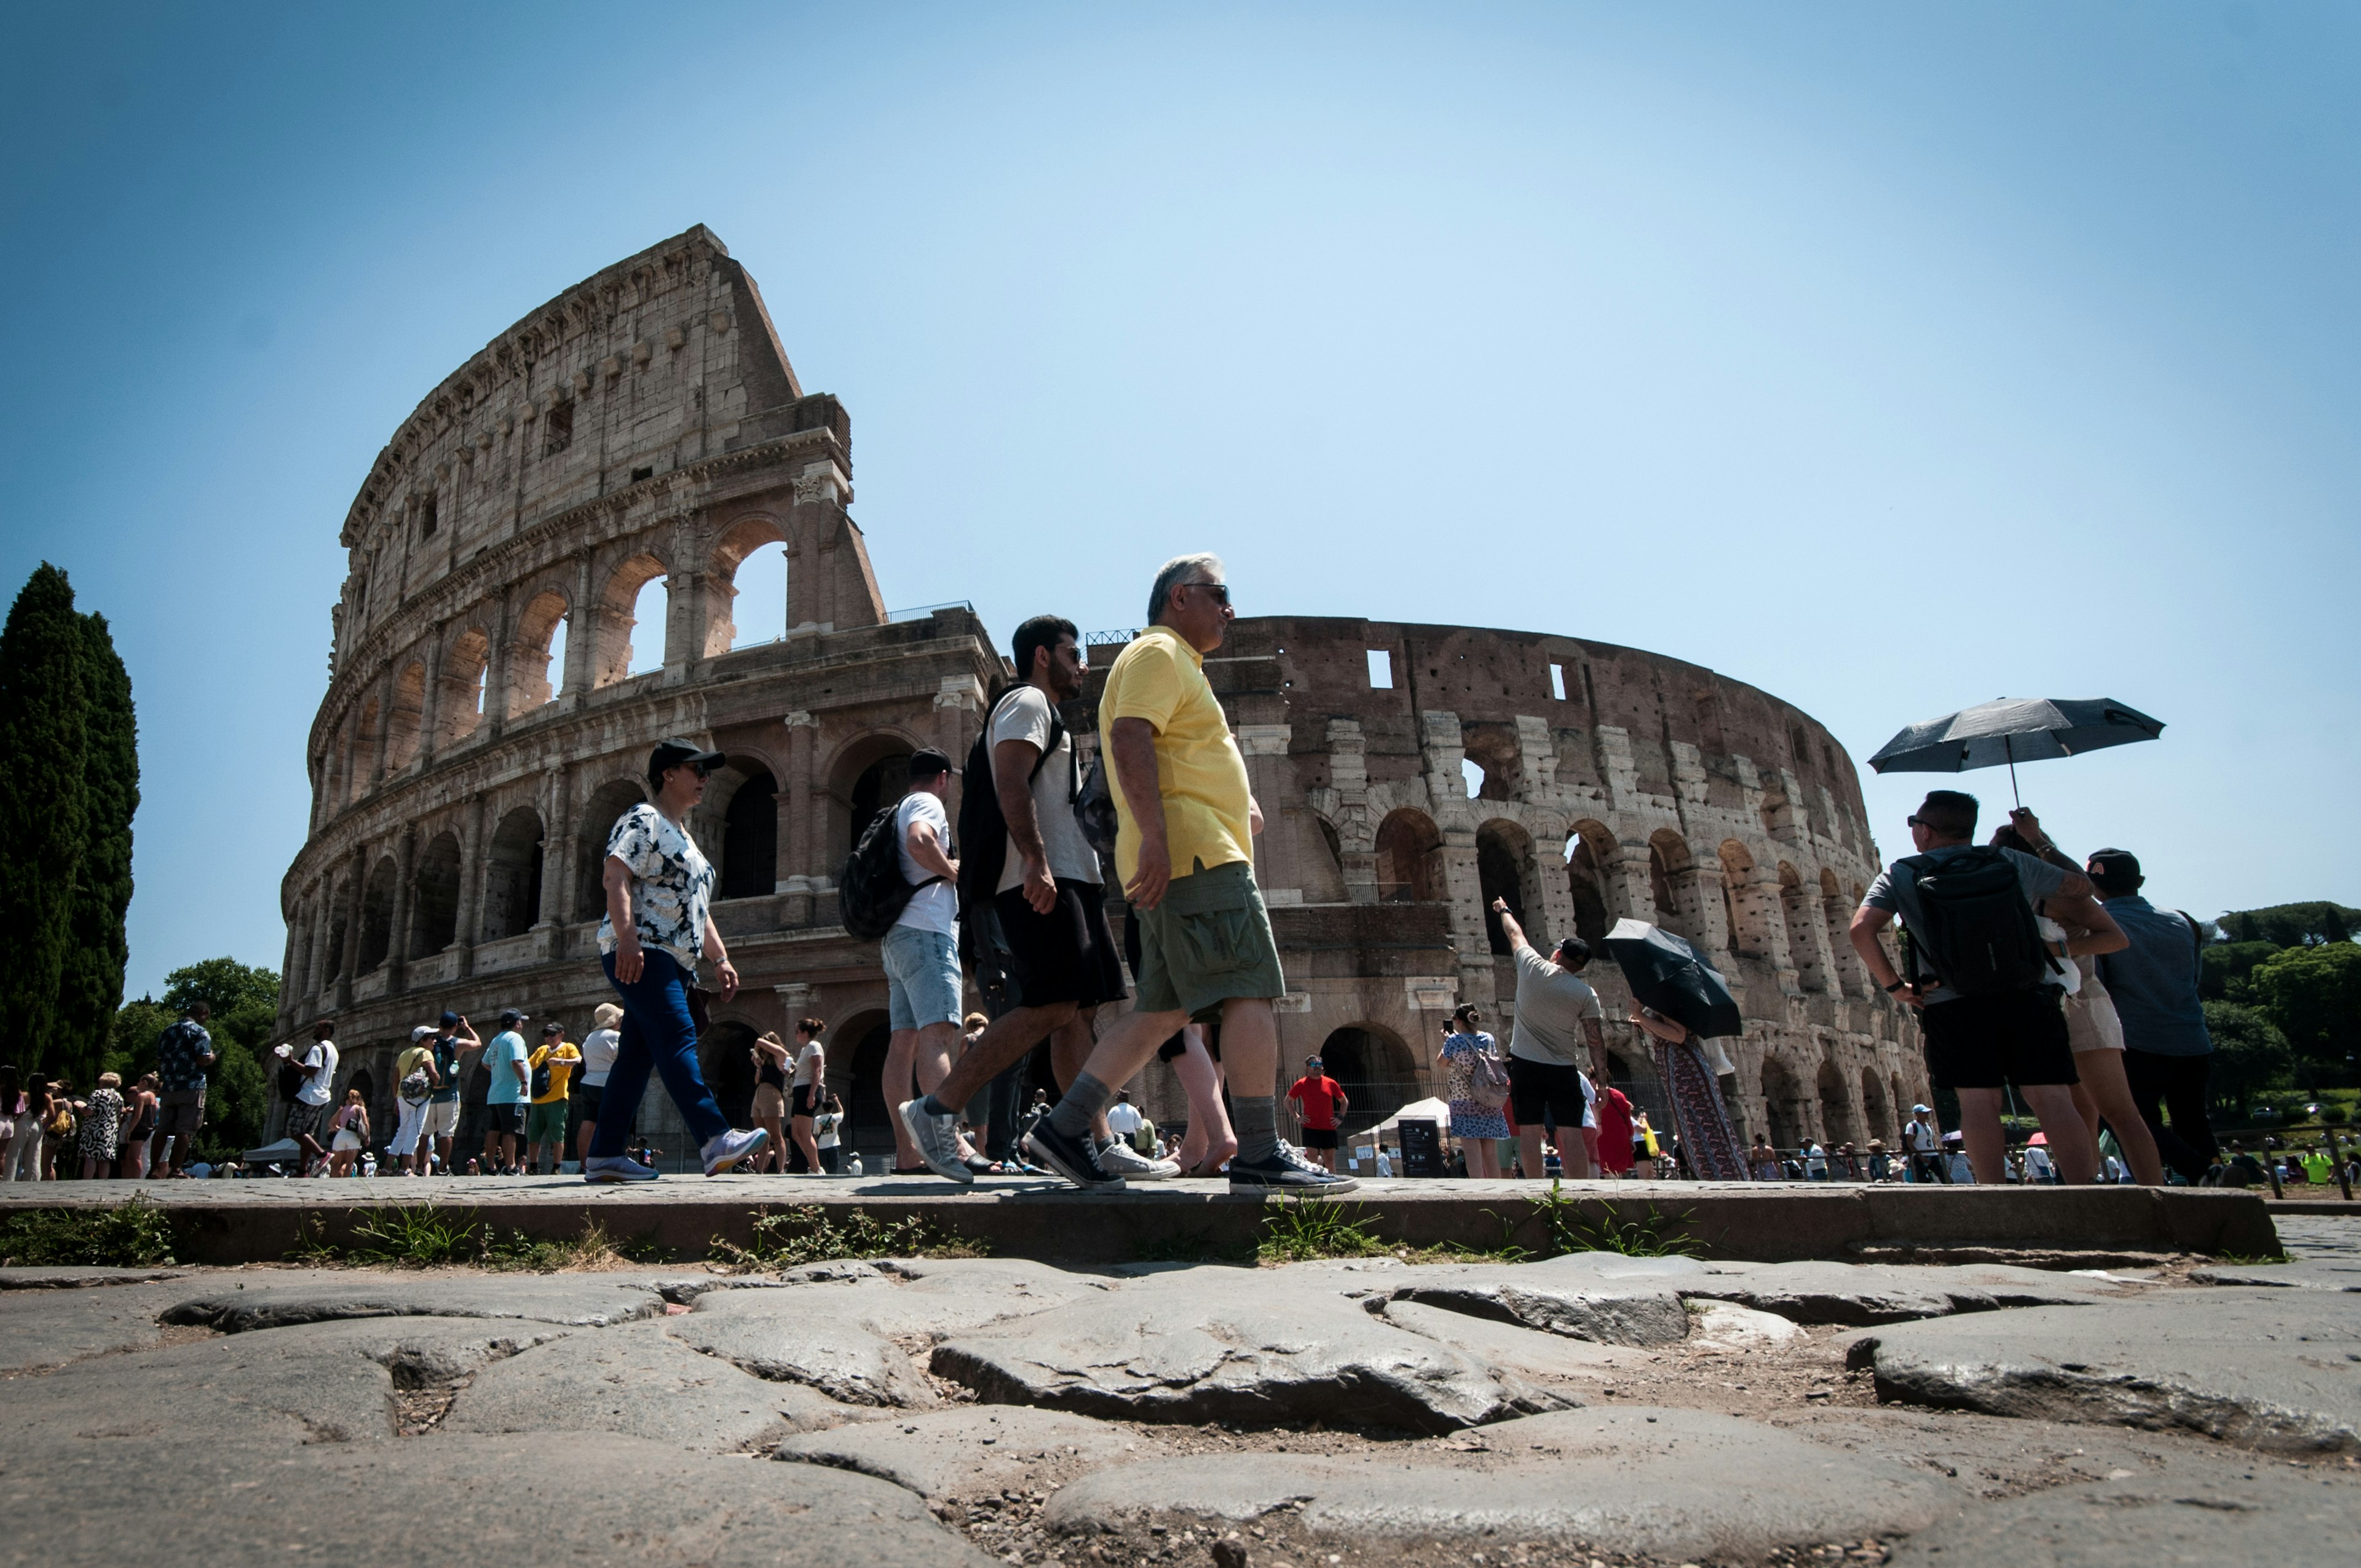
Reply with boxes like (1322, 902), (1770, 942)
(881, 748), (963, 1173)
(1902, 1104), (1948, 1184)
(277, 1020), (341, 1172)
(1105, 1092), (1144, 1140)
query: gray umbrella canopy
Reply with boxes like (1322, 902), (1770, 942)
(1867, 697), (2164, 776)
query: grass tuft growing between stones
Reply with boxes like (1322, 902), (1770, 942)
(0, 1197), (177, 1267)
(1255, 1198), (1393, 1264)
(287, 1206), (670, 1271)
(710, 1204), (991, 1272)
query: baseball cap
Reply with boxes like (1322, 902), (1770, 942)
(647, 737), (727, 783)
(499, 1007), (529, 1024)
(1912, 1103), (1932, 1113)
(541, 1021), (564, 1035)
(2086, 847), (2142, 882)
(439, 1010), (461, 1027)
(908, 746), (952, 780)
(411, 1025), (438, 1041)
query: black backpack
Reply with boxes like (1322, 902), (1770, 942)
(839, 798), (944, 941)
(529, 1053), (553, 1100)
(276, 1055), (308, 1103)
(1897, 847), (2057, 997)
(956, 685), (1069, 916)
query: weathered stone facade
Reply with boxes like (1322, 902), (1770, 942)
(280, 226), (1925, 1163)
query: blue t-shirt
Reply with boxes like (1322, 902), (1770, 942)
(2094, 895), (2213, 1057)
(484, 1031), (530, 1104)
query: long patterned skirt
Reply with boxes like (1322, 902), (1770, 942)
(1656, 1040), (1751, 1182)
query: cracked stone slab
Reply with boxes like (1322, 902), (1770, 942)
(1375, 1299), (1634, 1387)
(860, 1256), (1119, 1335)
(0, 1432), (989, 1567)
(2191, 1259), (2361, 1291)
(160, 1273), (665, 1332)
(1864, 1287), (2361, 1453)
(445, 1319), (878, 1449)
(1687, 1299), (1806, 1351)
(1044, 1405), (1952, 1558)
(1351, 1259), (1693, 1347)
(667, 1285), (938, 1408)
(778, 1405), (1151, 1497)
(0, 1280), (196, 1372)
(0, 1265), (188, 1289)
(1889, 1467), (2361, 1565)
(931, 1274), (1570, 1433)
(1675, 1260), (2129, 1325)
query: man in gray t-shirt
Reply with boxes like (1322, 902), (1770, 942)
(1490, 898), (1608, 1181)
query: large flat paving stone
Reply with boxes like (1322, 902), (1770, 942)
(2192, 1258), (2361, 1291)
(1675, 1260), (2129, 1325)
(1865, 1287), (2361, 1453)
(1374, 1299), (1637, 1387)
(1, 1431), (988, 1567)
(1351, 1259), (1694, 1347)
(778, 1405), (1149, 1497)
(932, 1273), (1568, 1433)
(0, 1265), (188, 1289)
(160, 1272), (664, 1332)
(1044, 1405), (1952, 1558)
(668, 1285), (938, 1408)
(1889, 1467), (2361, 1565)
(0, 1280), (196, 1372)
(445, 1320), (874, 1450)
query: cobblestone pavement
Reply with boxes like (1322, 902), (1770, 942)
(2, 1248), (2353, 1567)
(2278, 1213), (2361, 1260)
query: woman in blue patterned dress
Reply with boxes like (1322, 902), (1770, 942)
(1441, 1004), (1509, 1178)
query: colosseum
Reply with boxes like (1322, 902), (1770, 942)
(278, 224), (1928, 1168)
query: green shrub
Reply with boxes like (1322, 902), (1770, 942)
(0, 1198), (176, 1267)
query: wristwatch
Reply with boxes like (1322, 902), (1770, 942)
(1884, 979), (1907, 993)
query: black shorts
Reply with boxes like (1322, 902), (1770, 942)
(1508, 1056), (1589, 1127)
(484, 1103), (526, 1135)
(1921, 989), (2079, 1090)
(1300, 1126), (1338, 1150)
(572, 1084), (604, 1123)
(995, 879), (1127, 1009)
(791, 1083), (820, 1119)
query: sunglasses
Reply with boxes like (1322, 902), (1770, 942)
(1181, 580), (1232, 607)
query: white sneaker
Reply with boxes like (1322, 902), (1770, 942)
(582, 1155), (658, 1184)
(898, 1099), (973, 1184)
(700, 1127), (770, 1176)
(1098, 1139), (1182, 1181)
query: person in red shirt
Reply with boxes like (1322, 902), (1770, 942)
(1592, 1083), (1635, 1176)
(1284, 1055), (1350, 1171)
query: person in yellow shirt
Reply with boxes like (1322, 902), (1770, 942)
(1021, 552), (1354, 1196)
(526, 1022), (582, 1175)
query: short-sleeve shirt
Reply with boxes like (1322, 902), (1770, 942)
(892, 790), (959, 935)
(991, 685), (1099, 890)
(578, 1028), (620, 1088)
(298, 1040), (338, 1106)
(484, 1031), (530, 1106)
(1287, 1075), (1344, 1130)
(156, 1020), (215, 1092)
(1106, 1101), (1144, 1136)
(1098, 625), (1253, 887)
(1861, 844), (2066, 1007)
(1507, 946), (1604, 1067)
(793, 1042), (824, 1088)
(529, 1042), (580, 1104)
(814, 1111), (842, 1149)
(395, 1045), (435, 1087)
(2093, 895), (2213, 1056)
(598, 803), (714, 976)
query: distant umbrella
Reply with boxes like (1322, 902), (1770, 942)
(1866, 697), (2165, 805)
(1601, 918), (1743, 1040)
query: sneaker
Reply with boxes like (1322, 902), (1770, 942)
(582, 1155), (658, 1184)
(700, 1127), (770, 1176)
(1097, 1139), (1182, 1181)
(1021, 1119), (1127, 1192)
(897, 1099), (974, 1184)
(1228, 1142), (1359, 1195)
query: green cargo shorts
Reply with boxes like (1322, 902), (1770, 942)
(525, 1099), (569, 1144)
(1133, 858), (1287, 1023)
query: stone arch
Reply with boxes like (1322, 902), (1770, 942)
(826, 732), (921, 870)
(1563, 819), (1616, 944)
(1816, 1058), (1854, 1146)
(700, 1018), (761, 1131)
(710, 513), (791, 654)
(384, 662), (426, 773)
(506, 588), (571, 715)
(484, 807), (545, 940)
(357, 855), (398, 972)
(577, 778), (649, 921)
(1779, 863), (1829, 991)
(323, 876), (352, 981)
(1821, 868), (1865, 994)
(1374, 807), (1443, 903)
(1758, 1054), (1806, 1150)
(718, 764), (780, 900)
(1891, 1071), (1911, 1133)
(594, 552), (670, 687)
(1718, 839), (1771, 957)
(1859, 1066), (1892, 1145)
(1477, 817), (1544, 954)
(410, 830), (462, 957)
(437, 625), (491, 747)
(1317, 1023), (1419, 1138)
(349, 694), (381, 796)
(1648, 830), (1692, 935)
(839, 1009), (897, 1161)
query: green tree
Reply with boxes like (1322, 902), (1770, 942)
(0, 564), (90, 1072)
(53, 611), (138, 1083)
(2246, 942), (2361, 1079)
(161, 957), (282, 1018)
(2203, 1001), (2296, 1111)
(2216, 902), (2361, 948)
(2199, 940), (2279, 1002)
(103, 995), (175, 1085)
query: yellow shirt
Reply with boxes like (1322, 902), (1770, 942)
(528, 1042), (581, 1104)
(1099, 625), (1252, 886)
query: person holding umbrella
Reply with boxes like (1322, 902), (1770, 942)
(1596, 917), (1752, 1182)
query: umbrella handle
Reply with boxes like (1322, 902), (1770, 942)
(2006, 734), (2020, 808)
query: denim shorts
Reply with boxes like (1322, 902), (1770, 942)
(883, 923), (963, 1031)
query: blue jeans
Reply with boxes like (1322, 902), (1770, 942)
(591, 948), (730, 1160)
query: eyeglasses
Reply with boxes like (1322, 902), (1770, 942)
(1180, 580), (1232, 607)
(1906, 815), (1926, 828)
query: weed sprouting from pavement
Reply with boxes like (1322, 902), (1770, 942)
(286, 1206), (668, 1271)
(1526, 1181), (1696, 1258)
(711, 1205), (990, 1272)
(0, 1198), (177, 1267)
(1255, 1197), (1392, 1264)
(347, 1205), (486, 1266)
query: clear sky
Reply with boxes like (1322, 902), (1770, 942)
(2, 2), (2354, 998)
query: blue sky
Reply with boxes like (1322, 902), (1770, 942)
(2, 2), (2354, 997)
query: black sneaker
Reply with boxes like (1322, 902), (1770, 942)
(1228, 1142), (1359, 1195)
(1021, 1119), (1128, 1192)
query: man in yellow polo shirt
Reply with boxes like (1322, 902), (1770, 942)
(1021, 552), (1354, 1195)
(526, 1021), (582, 1176)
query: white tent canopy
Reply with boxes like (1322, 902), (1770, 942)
(1350, 1097), (1450, 1144)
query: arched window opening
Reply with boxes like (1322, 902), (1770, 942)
(411, 831), (462, 957)
(1718, 841), (1768, 957)
(1779, 864), (1828, 991)
(1647, 834), (1689, 934)
(510, 590), (571, 713)
(720, 768), (780, 898)
(848, 751), (912, 861)
(578, 780), (649, 922)
(484, 807), (545, 940)
(357, 857), (398, 972)
(1564, 825), (1612, 944)
(1816, 1059), (1854, 1146)
(627, 576), (668, 676)
(1460, 758), (1484, 799)
(1859, 1067), (1892, 1145)
(438, 628), (491, 746)
(1315, 1024), (1418, 1138)
(1477, 818), (1543, 955)
(728, 540), (789, 650)
(1822, 868), (1864, 994)
(843, 1012), (898, 1160)
(1374, 809), (1442, 903)
(700, 1020), (761, 1131)
(1759, 1056), (1803, 1152)
(385, 664), (425, 773)
(545, 614), (568, 695)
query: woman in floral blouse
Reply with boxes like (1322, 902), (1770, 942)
(77, 1073), (124, 1179)
(586, 738), (771, 1182)
(1441, 1004), (1509, 1179)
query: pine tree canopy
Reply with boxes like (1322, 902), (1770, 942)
(56, 611), (138, 1082)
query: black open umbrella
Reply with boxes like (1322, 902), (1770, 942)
(1865, 697), (2164, 805)
(1601, 918), (1742, 1040)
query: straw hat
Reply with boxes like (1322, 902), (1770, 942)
(593, 1002), (623, 1029)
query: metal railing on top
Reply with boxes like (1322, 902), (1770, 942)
(886, 600), (976, 622)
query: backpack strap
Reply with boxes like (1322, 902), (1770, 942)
(2175, 910), (2205, 965)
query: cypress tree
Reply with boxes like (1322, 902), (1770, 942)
(0, 563), (90, 1071)
(55, 611), (138, 1082)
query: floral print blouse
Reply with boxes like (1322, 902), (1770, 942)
(596, 803), (715, 977)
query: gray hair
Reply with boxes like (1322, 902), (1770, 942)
(1147, 553), (1224, 627)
